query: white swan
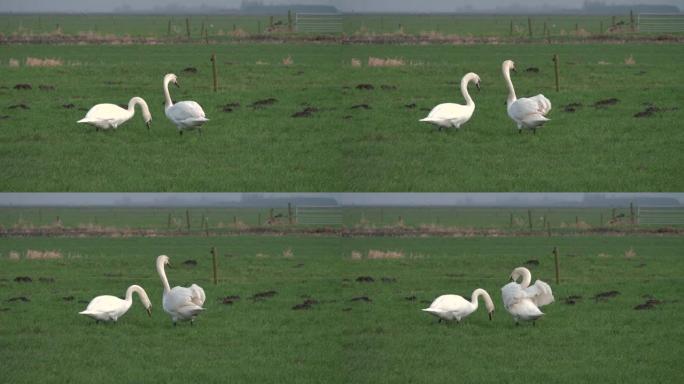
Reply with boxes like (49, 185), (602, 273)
(156, 255), (206, 325)
(501, 266), (554, 325)
(79, 284), (152, 323)
(502, 60), (552, 134)
(420, 72), (481, 130)
(77, 97), (151, 131)
(163, 73), (209, 136)
(422, 288), (495, 323)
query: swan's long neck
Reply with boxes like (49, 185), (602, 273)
(125, 285), (150, 306)
(128, 97), (150, 120)
(502, 64), (517, 107)
(519, 268), (532, 288)
(460, 74), (474, 106)
(471, 289), (494, 312)
(163, 78), (174, 109)
(156, 258), (171, 294)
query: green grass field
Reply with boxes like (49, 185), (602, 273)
(1, 234), (682, 383)
(1, 41), (682, 191)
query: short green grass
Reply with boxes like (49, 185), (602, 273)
(1, 234), (682, 383)
(1, 36), (682, 191)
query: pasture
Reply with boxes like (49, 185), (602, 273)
(1, 41), (682, 191)
(1, 234), (682, 383)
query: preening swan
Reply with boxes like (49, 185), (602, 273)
(77, 97), (152, 131)
(79, 284), (152, 323)
(420, 72), (481, 130)
(501, 266), (554, 325)
(502, 60), (552, 134)
(163, 73), (209, 136)
(156, 255), (206, 325)
(422, 288), (495, 323)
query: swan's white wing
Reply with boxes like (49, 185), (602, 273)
(189, 284), (206, 306)
(501, 282), (524, 309)
(428, 294), (467, 311)
(166, 287), (198, 309)
(167, 101), (206, 120)
(528, 94), (552, 115)
(421, 103), (474, 127)
(524, 280), (555, 307)
(83, 104), (129, 120)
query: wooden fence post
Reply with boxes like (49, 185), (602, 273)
(288, 10), (293, 32)
(211, 246), (218, 285)
(167, 19), (172, 37)
(528, 209), (533, 230)
(288, 203), (293, 225)
(186, 17), (191, 39)
(510, 20), (513, 36)
(630, 202), (635, 224)
(528, 17), (533, 38)
(553, 54), (560, 92)
(186, 209), (191, 231)
(553, 247), (560, 285)
(210, 53), (218, 92)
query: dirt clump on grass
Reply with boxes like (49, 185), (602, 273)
(594, 98), (619, 108)
(8, 296), (30, 302)
(14, 276), (32, 283)
(351, 296), (372, 302)
(404, 102), (417, 109)
(220, 102), (240, 112)
(594, 290), (620, 301)
(634, 298), (662, 310)
(62, 103), (75, 109)
(356, 276), (375, 283)
(250, 98), (278, 109)
(563, 102), (583, 112)
(292, 299), (318, 310)
(523, 259), (539, 267)
(291, 107), (318, 118)
(563, 295), (582, 305)
(251, 290), (277, 301)
(181, 67), (197, 74)
(356, 84), (374, 90)
(351, 104), (371, 110)
(9, 104), (30, 110)
(524, 67), (539, 73)
(62, 296), (74, 301)
(182, 259), (197, 267)
(220, 295), (241, 305)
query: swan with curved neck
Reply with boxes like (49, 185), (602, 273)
(163, 73), (209, 136)
(422, 288), (495, 323)
(501, 266), (555, 325)
(79, 284), (152, 322)
(420, 72), (481, 130)
(156, 254), (206, 325)
(502, 60), (552, 134)
(77, 97), (152, 131)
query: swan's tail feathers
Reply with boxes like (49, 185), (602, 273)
(79, 310), (96, 316)
(77, 118), (95, 124)
(422, 308), (442, 315)
(420, 117), (438, 123)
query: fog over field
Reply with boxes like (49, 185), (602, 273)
(1, 0), (681, 13)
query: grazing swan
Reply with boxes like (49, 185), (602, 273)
(163, 73), (209, 136)
(77, 97), (152, 131)
(156, 255), (206, 325)
(420, 72), (481, 130)
(422, 288), (495, 323)
(501, 266), (554, 325)
(502, 60), (552, 134)
(79, 284), (152, 323)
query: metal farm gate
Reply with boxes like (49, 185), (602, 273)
(295, 206), (343, 225)
(638, 13), (684, 33)
(637, 206), (684, 225)
(295, 13), (343, 33)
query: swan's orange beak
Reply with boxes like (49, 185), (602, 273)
(476, 82), (481, 91)
(146, 307), (152, 317)
(146, 121), (151, 130)
(488, 312), (493, 321)
(174, 81), (180, 88)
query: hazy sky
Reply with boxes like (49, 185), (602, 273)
(1, 0), (682, 13)
(0, 193), (681, 207)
